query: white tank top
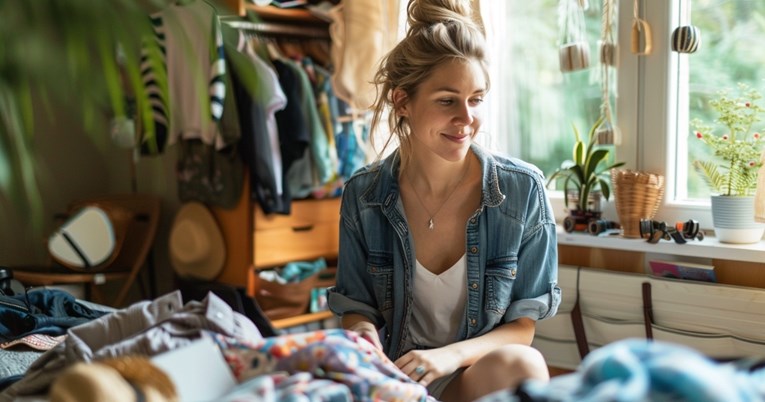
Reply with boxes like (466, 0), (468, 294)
(410, 254), (468, 347)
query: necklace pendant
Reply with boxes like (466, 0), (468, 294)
(428, 218), (434, 230)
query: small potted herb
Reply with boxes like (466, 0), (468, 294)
(691, 84), (765, 243)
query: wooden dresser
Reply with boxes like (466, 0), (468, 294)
(211, 176), (341, 329)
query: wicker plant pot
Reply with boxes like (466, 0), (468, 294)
(611, 169), (665, 238)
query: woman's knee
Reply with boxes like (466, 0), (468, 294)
(484, 344), (550, 381)
(445, 345), (549, 401)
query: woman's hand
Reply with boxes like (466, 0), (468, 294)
(394, 347), (462, 387)
(344, 316), (383, 351)
(350, 322), (383, 350)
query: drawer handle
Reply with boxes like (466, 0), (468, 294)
(292, 224), (314, 232)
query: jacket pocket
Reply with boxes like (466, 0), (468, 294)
(484, 257), (518, 315)
(367, 253), (394, 312)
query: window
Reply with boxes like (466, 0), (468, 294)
(481, 0), (619, 220)
(643, 0), (765, 226)
(482, 1), (607, 180)
(484, 0), (765, 229)
(676, 0), (765, 201)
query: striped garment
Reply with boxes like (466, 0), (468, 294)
(161, 0), (228, 150)
(138, 14), (169, 155)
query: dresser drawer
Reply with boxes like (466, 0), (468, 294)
(254, 197), (341, 230)
(253, 197), (341, 268)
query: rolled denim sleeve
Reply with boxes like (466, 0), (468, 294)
(327, 188), (385, 328)
(505, 187), (560, 323)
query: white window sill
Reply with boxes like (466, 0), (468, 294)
(557, 226), (765, 263)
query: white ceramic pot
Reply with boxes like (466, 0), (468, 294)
(710, 195), (765, 244)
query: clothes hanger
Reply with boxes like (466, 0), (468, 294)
(266, 38), (287, 61)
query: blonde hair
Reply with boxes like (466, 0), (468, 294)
(369, 0), (489, 171)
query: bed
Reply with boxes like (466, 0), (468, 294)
(3, 290), (765, 402)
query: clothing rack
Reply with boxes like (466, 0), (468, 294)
(222, 18), (330, 39)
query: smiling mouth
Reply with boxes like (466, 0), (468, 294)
(443, 132), (470, 141)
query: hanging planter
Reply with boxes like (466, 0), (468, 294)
(599, 41), (618, 67)
(630, 0), (653, 55)
(560, 43), (591, 72)
(559, 0), (590, 72)
(671, 1), (701, 53)
(598, 0), (618, 67)
(597, 0), (619, 145)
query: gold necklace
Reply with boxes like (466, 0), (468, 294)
(406, 157), (472, 230)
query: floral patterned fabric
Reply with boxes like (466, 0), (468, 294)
(209, 329), (431, 402)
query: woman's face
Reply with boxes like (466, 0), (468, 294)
(397, 58), (487, 162)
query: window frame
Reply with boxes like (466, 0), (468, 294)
(546, 0), (715, 228)
(635, 0), (714, 228)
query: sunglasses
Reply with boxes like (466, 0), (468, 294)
(639, 219), (704, 244)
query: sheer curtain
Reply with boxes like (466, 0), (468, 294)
(475, 1), (517, 154)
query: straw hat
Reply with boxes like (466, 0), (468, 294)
(50, 357), (177, 402)
(169, 202), (225, 281)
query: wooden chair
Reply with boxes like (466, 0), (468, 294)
(12, 193), (161, 308)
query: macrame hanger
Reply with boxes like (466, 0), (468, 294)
(597, 0), (620, 145)
(631, 0), (653, 55)
(600, 0), (617, 65)
(559, 0), (591, 72)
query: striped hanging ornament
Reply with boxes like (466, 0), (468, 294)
(671, 1), (701, 53)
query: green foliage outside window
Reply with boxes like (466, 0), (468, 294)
(691, 84), (765, 196)
(687, 0), (765, 199)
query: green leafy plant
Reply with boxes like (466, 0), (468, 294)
(0, 0), (259, 231)
(547, 116), (625, 211)
(691, 84), (765, 196)
(1, 0), (166, 229)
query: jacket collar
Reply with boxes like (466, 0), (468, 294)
(359, 143), (506, 211)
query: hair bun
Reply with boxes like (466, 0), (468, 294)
(406, 0), (475, 33)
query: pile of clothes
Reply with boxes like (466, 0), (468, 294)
(0, 290), (432, 402)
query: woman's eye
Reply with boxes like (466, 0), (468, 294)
(437, 98), (484, 106)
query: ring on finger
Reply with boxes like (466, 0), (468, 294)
(415, 365), (425, 375)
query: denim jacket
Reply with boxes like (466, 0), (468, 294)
(327, 144), (561, 360)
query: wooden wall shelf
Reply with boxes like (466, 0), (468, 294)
(245, 5), (327, 24)
(222, 0), (328, 24)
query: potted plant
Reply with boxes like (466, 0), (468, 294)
(691, 83), (765, 243)
(548, 116), (625, 232)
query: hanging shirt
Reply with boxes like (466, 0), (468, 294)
(161, 0), (228, 150)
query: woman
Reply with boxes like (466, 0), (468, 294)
(327, 0), (560, 400)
